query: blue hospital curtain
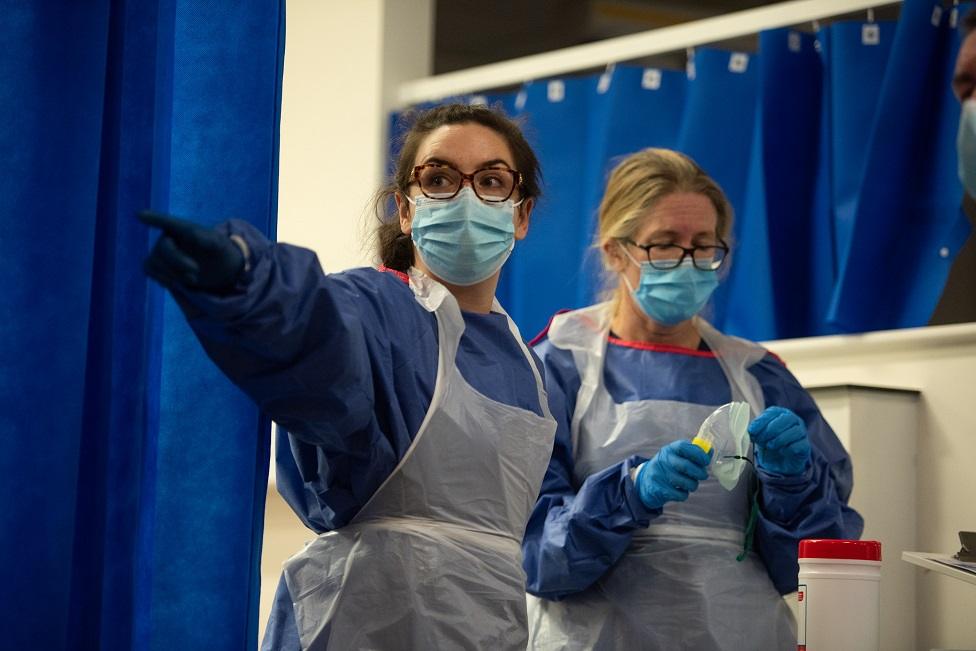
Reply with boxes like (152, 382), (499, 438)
(393, 0), (969, 340)
(749, 29), (823, 339)
(0, 2), (284, 649)
(676, 48), (764, 337)
(826, 20), (896, 270)
(829, 0), (969, 329)
(503, 77), (594, 337)
(722, 97), (777, 340)
(806, 25), (843, 336)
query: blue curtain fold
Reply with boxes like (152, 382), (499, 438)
(805, 25), (844, 337)
(723, 103), (777, 340)
(826, 20), (896, 269)
(1, 4), (112, 650)
(676, 48), (761, 335)
(751, 30), (824, 339)
(828, 0), (969, 329)
(1, 2), (284, 649)
(502, 77), (594, 337)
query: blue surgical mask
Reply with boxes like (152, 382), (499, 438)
(958, 99), (976, 198)
(621, 247), (719, 326)
(409, 186), (519, 286)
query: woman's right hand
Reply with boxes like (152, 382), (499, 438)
(634, 440), (712, 510)
(139, 210), (246, 292)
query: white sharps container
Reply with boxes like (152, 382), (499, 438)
(797, 539), (882, 651)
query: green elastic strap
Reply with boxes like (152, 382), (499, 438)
(736, 479), (760, 562)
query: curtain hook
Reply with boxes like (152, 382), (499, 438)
(597, 62), (616, 94)
(812, 19), (821, 32)
(685, 47), (696, 80)
(867, 7), (875, 23)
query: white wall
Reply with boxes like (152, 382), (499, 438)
(277, 0), (433, 273)
(768, 323), (976, 650)
(808, 386), (919, 651)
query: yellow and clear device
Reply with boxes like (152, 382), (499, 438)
(692, 401), (751, 490)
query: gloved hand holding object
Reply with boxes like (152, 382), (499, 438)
(634, 440), (712, 510)
(747, 406), (811, 476)
(139, 211), (246, 292)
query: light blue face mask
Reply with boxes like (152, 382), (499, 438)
(958, 99), (976, 198)
(409, 187), (519, 286)
(621, 246), (720, 326)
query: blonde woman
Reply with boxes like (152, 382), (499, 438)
(523, 149), (862, 650)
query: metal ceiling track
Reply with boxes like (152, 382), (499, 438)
(396, 0), (901, 107)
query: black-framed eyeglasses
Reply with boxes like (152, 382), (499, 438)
(619, 238), (730, 271)
(411, 162), (522, 203)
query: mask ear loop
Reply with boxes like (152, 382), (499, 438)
(617, 241), (644, 268)
(614, 241), (643, 294)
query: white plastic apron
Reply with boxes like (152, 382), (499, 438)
(283, 270), (557, 650)
(527, 303), (794, 651)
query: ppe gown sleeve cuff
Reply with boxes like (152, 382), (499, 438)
(621, 455), (660, 522)
(522, 455), (659, 600)
(228, 234), (251, 273)
(756, 459), (813, 487)
(216, 219), (272, 288)
(171, 219), (283, 321)
(756, 457), (816, 525)
(754, 452), (864, 594)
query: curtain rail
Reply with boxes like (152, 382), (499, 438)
(396, 0), (900, 107)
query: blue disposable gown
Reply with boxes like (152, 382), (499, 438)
(522, 330), (864, 601)
(165, 220), (546, 650)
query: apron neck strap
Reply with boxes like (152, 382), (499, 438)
(406, 269), (547, 417)
(492, 298), (552, 421)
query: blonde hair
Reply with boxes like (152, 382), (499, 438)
(594, 148), (733, 312)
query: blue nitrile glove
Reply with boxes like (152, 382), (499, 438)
(747, 406), (811, 476)
(139, 211), (245, 292)
(635, 440), (712, 510)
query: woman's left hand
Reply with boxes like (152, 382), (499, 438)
(747, 406), (811, 476)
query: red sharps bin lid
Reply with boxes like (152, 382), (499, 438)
(799, 539), (882, 561)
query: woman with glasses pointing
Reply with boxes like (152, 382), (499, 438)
(523, 149), (862, 650)
(140, 103), (556, 650)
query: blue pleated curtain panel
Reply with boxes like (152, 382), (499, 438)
(0, 2), (284, 649)
(828, 0), (967, 330)
(402, 0), (970, 340)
